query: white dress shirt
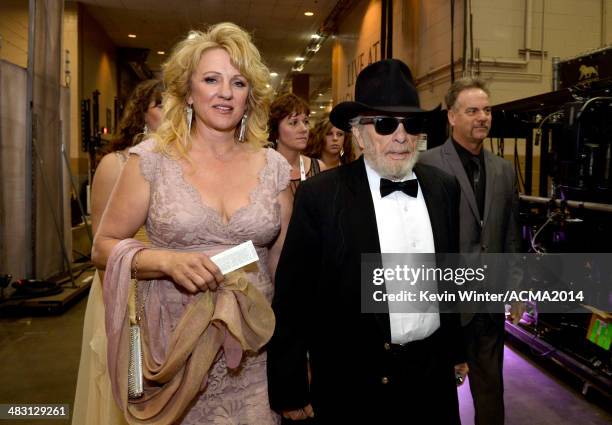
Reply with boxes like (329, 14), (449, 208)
(364, 160), (440, 344)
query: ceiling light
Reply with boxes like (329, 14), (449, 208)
(157, 51), (165, 55)
(266, 84), (271, 88)
(128, 34), (137, 38)
(319, 105), (324, 109)
(270, 72), (278, 77)
(295, 57), (305, 61)
(304, 11), (314, 16)
(318, 93), (323, 96)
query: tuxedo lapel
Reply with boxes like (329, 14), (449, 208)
(344, 157), (390, 340)
(345, 157), (381, 255)
(442, 139), (480, 222)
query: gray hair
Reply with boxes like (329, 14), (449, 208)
(349, 116), (362, 128)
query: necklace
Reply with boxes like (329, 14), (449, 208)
(299, 155), (306, 181)
(289, 155), (307, 181)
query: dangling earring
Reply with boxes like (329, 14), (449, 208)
(143, 124), (149, 134)
(185, 104), (193, 134)
(238, 113), (247, 142)
(340, 148), (345, 157)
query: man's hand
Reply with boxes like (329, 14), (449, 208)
(454, 362), (469, 386)
(509, 301), (526, 325)
(282, 404), (315, 421)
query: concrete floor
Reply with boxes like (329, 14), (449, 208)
(458, 346), (612, 425)
(0, 285), (87, 425)
(1, 283), (611, 425)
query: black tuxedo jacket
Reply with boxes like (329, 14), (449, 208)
(267, 157), (464, 423)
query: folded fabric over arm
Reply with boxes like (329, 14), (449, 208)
(104, 238), (276, 425)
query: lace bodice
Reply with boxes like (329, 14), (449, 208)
(130, 139), (290, 251)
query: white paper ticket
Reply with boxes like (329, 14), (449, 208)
(210, 240), (259, 275)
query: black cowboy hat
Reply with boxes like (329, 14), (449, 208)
(330, 59), (440, 132)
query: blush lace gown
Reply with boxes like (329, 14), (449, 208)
(129, 139), (290, 424)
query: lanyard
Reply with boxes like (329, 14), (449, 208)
(299, 155), (306, 181)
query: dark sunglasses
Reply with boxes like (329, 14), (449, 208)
(358, 116), (427, 135)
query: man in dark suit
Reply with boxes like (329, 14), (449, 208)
(267, 59), (467, 424)
(419, 77), (522, 425)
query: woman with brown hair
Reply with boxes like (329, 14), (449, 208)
(92, 80), (163, 233)
(305, 117), (355, 169)
(72, 78), (163, 425)
(109, 80), (164, 153)
(269, 93), (324, 194)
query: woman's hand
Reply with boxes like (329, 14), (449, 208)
(161, 251), (225, 293)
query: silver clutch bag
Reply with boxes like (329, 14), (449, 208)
(128, 324), (144, 399)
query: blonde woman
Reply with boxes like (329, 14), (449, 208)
(93, 23), (291, 424)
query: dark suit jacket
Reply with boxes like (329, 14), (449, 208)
(267, 157), (464, 423)
(419, 138), (522, 325)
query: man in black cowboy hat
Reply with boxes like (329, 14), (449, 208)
(267, 59), (467, 424)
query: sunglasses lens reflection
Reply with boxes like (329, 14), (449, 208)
(373, 117), (425, 135)
(374, 118), (400, 135)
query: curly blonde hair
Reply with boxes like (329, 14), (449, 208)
(153, 22), (272, 158)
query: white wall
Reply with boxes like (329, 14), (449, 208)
(393, 0), (465, 109)
(399, 0), (612, 108)
(332, 0), (382, 104)
(389, 0), (610, 195)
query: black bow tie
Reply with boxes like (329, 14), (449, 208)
(380, 178), (418, 198)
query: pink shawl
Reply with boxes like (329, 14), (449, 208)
(103, 238), (275, 424)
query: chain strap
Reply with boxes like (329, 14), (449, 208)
(132, 250), (147, 324)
